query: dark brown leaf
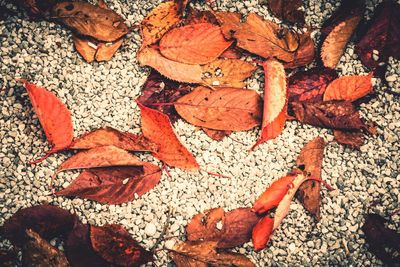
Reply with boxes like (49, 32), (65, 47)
(333, 130), (364, 149)
(202, 128), (231, 141)
(267, 0), (305, 25)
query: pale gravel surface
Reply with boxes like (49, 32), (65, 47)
(1, 0), (400, 266)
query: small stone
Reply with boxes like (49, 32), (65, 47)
(145, 223), (157, 236)
(386, 75), (397, 82)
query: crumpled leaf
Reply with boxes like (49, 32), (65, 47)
(90, 224), (153, 266)
(252, 216), (274, 252)
(22, 229), (69, 267)
(137, 70), (192, 122)
(159, 23), (232, 64)
(2, 205), (77, 247)
(333, 130), (364, 149)
(52, 2), (128, 42)
(139, 103), (199, 170)
(140, 1), (180, 48)
(215, 12), (299, 62)
(295, 137), (326, 220)
(56, 162), (161, 204)
(175, 86), (262, 131)
(288, 67), (338, 104)
(362, 213), (400, 265)
(21, 80), (73, 162)
(355, 0), (400, 70)
(267, 0), (305, 25)
(292, 100), (369, 131)
(70, 127), (158, 152)
(323, 74), (372, 102)
(171, 241), (255, 267)
(321, 15), (362, 69)
(187, 208), (259, 248)
(252, 60), (287, 150)
(283, 32), (315, 69)
(73, 35), (124, 63)
(252, 174), (296, 214)
(202, 128), (231, 141)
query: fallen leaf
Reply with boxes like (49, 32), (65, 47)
(292, 100), (369, 131)
(252, 216), (274, 251)
(22, 229), (69, 267)
(355, 0), (400, 70)
(295, 137), (326, 220)
(220, 47), (243, 59)
(2, 205), (77, 247)
(140, 1), (180, 48)
(333, 130), (364, 149)
(202, 128), (231, 141)
(252, 59), (287, 150)
(73, 35), (97, 63)
(215, 12), (299, 62)
(287, 67), (338, 104)
(70, 127), (158, 152)
(175, 0), (190, 16)
(17, 0), (62, 16)
(139, 103), (199, 170)
(323, 74), (372, 102)
(159, 23), (232, 64)
(0, 248), (17, 267)
(321, 15), (362, 69)
(90, 224), (153, 266)
(73, 35), (124, 63)
(184, 8), (218, 25)
(362, 213), (400, 265)
(267, 0), (305, 25)
(283, 32), (315, 68)
(52, 2), (128, 42)
(252, 174), (296, 214)
(171, 241), (255, 267)
(175, 86), (262, 131)
(187, 208), (225, 243)
(56, 162), (161, 204)
(21, 80), (73, 162)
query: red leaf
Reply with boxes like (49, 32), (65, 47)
(252, 174), (296, 214)
(139, 103), (199, 170)
(252, 216), (274, 251)
(90, 224), (153, 266)
(323, 74), (373, 102)
(21, 80), (73, 162)
(55, 162), (161, 204)
(252, 59), (287, 150)
(202, 128), (231, 141)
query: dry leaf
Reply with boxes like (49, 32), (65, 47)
(202, 128), (231, 141)
(267, 0), (305, 25)
(139, 103), (199, 170)
(283, 32), (315, 68)
(16, 0), (63, 16)
(252, 60), (287, 150)
(73, 35), (124, 63)
(187, 208), (225, 242)
(333, 130), (364, 149)
(323, 74), (373, 102)
(184, 8), (218, 25)
(159, 23), (233, 64)
(252, 216), (274, 251)
(175, 86), (262, 131)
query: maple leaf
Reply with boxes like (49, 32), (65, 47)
(267, 0), (305, 25)
(252, 59), (287, 150)
(70, 127), (158, 152)
(139, 103), (199, 170)
(288, 67), (338, 104)
(333, 130), (364, 149)
(355, 0), (400, 71)
(21, 80), (74, 163)
(55, 162), (162, 204)
(90, 224), (153, 266)
(323, 74), (373, 102)
(252, 216), (274, 251)
(73, 35), (124, 63)
(175, 86), (262, 131)
(159, 23), (233, 64)
(51, 2), (128, 42)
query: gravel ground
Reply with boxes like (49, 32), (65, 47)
(1, 0), (399, 266)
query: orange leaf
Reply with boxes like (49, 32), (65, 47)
(175, 86), (262, 131)
(321, 15), (362, 69)
(73, 36), (124, 63)
(323, 74), (373, 102)
(252, 216), (274, 251)
(21, 80), (73, 161)
(252, 59), (287, 150)
(252, 174), (296, 214)
(140, 1), (181, 48)
(139, 103), (199, 170)
(159, 23), (232, 64)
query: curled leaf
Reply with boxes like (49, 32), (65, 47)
(283, 32), (315, 69)
(323, 74), (373, 102)
(252, 216), (274, 251)
(73, 35), (124, 63)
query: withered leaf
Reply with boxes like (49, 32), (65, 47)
(333, 130), (364, 149)
(16, 0), (63, 17)
(323, 74), (373, 102)
(252, 216), (274, 251)
(202, 128), (231, 141)
(70, 127), (158, 152)
(175, 86), (262, 131)
(184, 8), (218, 25)
(283, 32), (315, 69)
(90, 224), (153, 266)
(73, 35), (124, 63)
(139, 103), (199, 170)
(52, 2), (128, 42)
(267, 0), (305, 25)
(187, 208), (225, 243)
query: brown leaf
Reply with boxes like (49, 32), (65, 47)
(139, 103), (199, 170)
(202, 128), (231, 141)
(70, 127), (158, 152)
(267, 0), (305, 25)
(90, 224), (153, 266)
(22, 229), (69, 267)
(140, 1), (180, 48)
(55, 162), (161, 204)
(323, 74), (373, 102)
(333, 130), (364, 149)
(321, 15), (362, 69)
(52, 2), (128, 42)
(184, 8), (218, 25)
(187, 208), (225, 242)
(175, 86), (262, 131)
(283, 32), (315, 69)
(159, 23), (233, 64)
(295, 137), (326, 220)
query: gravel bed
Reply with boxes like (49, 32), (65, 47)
(0, 0), (399, 266)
